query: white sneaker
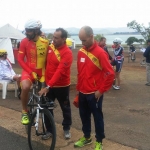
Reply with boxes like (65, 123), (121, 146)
(64, 130), (71, 139)
(116, 86), (120, 90)
(113, 85), (120, 90)
(112, 85), (116, 89)
(41, 132), (52, 140)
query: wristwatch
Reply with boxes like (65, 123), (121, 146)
(45, 85), (50, 90)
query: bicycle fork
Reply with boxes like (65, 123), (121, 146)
(34, 105), (46, 136)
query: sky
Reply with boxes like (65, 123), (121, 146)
(0, 0), (149, 30)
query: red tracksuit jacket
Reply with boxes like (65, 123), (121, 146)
(77, 42), (114, 94)
(46, 44), (73, 87)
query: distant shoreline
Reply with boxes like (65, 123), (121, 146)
(70, 33), (141, 36)
(71, 34), (144, 45)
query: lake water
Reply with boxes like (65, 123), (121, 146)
(71, 34), (144, 44)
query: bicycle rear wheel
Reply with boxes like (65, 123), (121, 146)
(28, 109), (56, 150)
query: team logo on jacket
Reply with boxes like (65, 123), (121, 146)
(92, 57), (97, 63)
(38, 47), (45, 51)
(48, 50), (52, 53)
(80, 57), (85, 62)
(57, 54), (60, 59)
(40, 52), (45, 55)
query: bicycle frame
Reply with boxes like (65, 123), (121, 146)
(34, 104), (44, 136)
(26, 81), (55, 133)
(27, 81), (56, 150)
(30, 94), (54, 136)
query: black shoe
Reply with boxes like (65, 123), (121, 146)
(145, 83), (150, 86)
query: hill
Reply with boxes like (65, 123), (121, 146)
(42, 27), (136, 35)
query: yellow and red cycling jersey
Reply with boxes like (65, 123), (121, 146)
(18, 37), (49, 82)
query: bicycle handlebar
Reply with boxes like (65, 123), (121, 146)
(28, 93), (55, 109)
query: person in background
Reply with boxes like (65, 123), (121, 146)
(18, 19), (49, 125)
(0, 49), (21, 99)
(129, 44), (136, 60)
(143, 39), (150, 86)
(99, 37), (112, 61)
(40, 32), (46, 39)
(39, 28), (73, 140)
(66, 38), (73, 50)
(111, 38), (124, 90)
(17, 41), (20, 49)
(74, 26), (114, 150)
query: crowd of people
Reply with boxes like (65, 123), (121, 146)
(1, 19), (150, 150)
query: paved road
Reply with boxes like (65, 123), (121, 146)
(0, 80), (150, 150)
(0, 53), (150, 150)
(0, 106), (137, 150)
(0, 126), (28, 150)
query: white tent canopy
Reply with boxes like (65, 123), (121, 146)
(0, 24), (25, 64)
(0, 24), (25, 39)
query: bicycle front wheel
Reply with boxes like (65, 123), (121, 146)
(25, 95), (36, 134)
(28, 109), (56, 150)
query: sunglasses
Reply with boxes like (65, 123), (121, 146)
(25, 29), (34, 32)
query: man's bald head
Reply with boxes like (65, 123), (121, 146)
(79, 26), (94, 49)
(80, 26), (94, 36)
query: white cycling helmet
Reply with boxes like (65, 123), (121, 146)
(25, 19), (42, 29)
(113, 38), (122, 44)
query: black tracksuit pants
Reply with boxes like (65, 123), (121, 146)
(78, 92), (105, 142)
(45, 86), (72, 131)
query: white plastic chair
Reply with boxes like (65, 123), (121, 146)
(0, 80), (17, 99)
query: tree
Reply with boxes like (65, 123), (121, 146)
(138, 39), (145, 45)
(127, 20), (150, 41)
(47, 33), (53, 40)
(125, 37), (138, 45)
(94, 34), (103, 42)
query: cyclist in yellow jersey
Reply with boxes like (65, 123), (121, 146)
(18, 19), (49, 125)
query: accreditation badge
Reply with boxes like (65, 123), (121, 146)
(80, 57), (85, 62)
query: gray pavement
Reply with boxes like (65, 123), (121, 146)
(0, 126), (28, 150)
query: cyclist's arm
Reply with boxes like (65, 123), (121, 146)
(18, 40), (33, 74)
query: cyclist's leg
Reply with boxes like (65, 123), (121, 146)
(133, 52), (135, 58)
(21, 79), (32, 111)
(20, 71), (33, 124)
(114, 60), (123, 87)
(131, 51), (136, 60)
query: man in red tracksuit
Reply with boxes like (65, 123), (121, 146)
(74, 26), (115, 150)
(39, 28), (73, 140)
